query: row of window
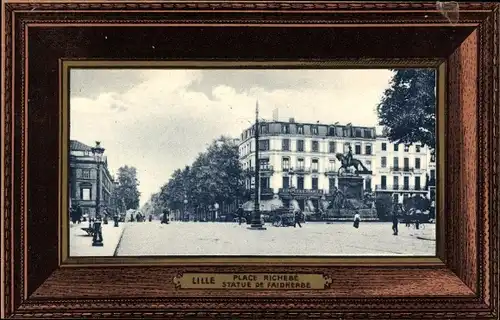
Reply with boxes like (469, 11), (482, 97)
(76, 187), (110, 202)
(245, 157), (372, 172)
(243, 140), (373, 155)
(380, 157), (422, 169)
(242, 123), (375, 140)
(278, 158), (366, 171)
(381, 142), (423, 153)
(243, 140), (434, 158)
(246, 156), (436, 174)
(75, 168), (114, 190)
(379, 176), (423, 189)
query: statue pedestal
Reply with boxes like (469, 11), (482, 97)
(338, 175), (364, 200)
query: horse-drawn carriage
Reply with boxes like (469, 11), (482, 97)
(271, 208), (300, 227)
(401, 208), (431, 229)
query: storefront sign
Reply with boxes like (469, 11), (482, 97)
(173, 273), (332, 290)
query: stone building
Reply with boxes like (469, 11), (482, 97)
(69, 140), (115, 218)
(238, 118), (436, 209)
(238, 118), (377, 211)
(373, 136), (433, 203)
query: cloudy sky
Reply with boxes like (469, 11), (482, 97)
(70, 68), (394, 206)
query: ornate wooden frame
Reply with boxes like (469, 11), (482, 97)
(1, 1), (499, 319)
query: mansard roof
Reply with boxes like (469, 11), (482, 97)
(70, 140), (93, 151)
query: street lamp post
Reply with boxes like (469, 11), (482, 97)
(248, 100), (266, 230)
(91, 141), (105, 247)
(183, 197), (188, 221)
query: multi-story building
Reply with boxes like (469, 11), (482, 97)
(238, 118), (377, 211)
(373, 136), (433, 203)
(238, 118), (436, 209)
(427, 150), (436, 202)
(69, 140), (115, 218)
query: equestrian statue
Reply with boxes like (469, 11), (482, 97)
(335, 145), (371, 175)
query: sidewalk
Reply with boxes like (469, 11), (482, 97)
(414, 225), (436, 241)
(69, 221), (126, 257)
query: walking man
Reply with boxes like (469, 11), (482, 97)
(294, 209), (302, 228)
(76, 204), (83, 224)
(161, 209), (170, 224)
(236, 205), (244, 225)
(392, 212), (399, 235)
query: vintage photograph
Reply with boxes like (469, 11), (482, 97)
(68, 67), (437, 257)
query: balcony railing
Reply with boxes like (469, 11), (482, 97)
(390, 167), (415, 173)
(246, 165), (274, 175)
(375, 185), (426, 191)
(278, 188), (324, 196)
(293, 167), (310, 174)
(260, 164), (274, 171)
(325, 168), (337, 175)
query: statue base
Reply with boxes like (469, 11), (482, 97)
(338, 175), (364, 200)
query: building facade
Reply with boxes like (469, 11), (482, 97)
(238, 119), (436, 209)
(238, 118), (377, 211)
(69, 140), (115, 218)
(373, 136), (433, 203)
(427, 150), (436, 202)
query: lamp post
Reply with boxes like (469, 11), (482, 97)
(248, 100), (266, 230)
(183, 197), (188, 221)
(91, 141), (105, 246)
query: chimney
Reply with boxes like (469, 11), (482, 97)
(272, 108), (279, 121)
(289, 117), (295, 123)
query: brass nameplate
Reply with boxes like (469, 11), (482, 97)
(173, 273), (332, 290)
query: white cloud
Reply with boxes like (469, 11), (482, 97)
(70, 69), (394, 206)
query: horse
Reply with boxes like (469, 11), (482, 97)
(335, 153), (370, 175)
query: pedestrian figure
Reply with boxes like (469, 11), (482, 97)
(102, 209), (108, 225)
(70, 206), (77, 224)
(353, 212), (361, 229)
(161, 209), (170, 224)
(74, 204), (83, 224)
(149, 214), (153, 222)
(294, 209), (302, 228)
(77, 206), (82, 224)
(236, 205), (244, 225)
(392, 212), (399, 235)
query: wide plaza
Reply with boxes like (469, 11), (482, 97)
(103, 221), (437, 256)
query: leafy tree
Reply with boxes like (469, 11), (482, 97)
(141, 192), (163, 217)
(115, 165), (141, 210)
(159, 166), (191, 211)
(377, 69), (436, 150)
(158, 136), (245, 212)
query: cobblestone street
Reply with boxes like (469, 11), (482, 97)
(114, 221), (436, 256)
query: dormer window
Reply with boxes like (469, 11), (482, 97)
(343, 127), (350, 137)
(260, 124), (268, 134)
(328, 126), (336, 136)
(282, 124), (290, 134)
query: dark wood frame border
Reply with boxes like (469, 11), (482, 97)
(1, 1), (499, 319)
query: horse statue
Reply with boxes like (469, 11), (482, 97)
(335, 152), (370, 175)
